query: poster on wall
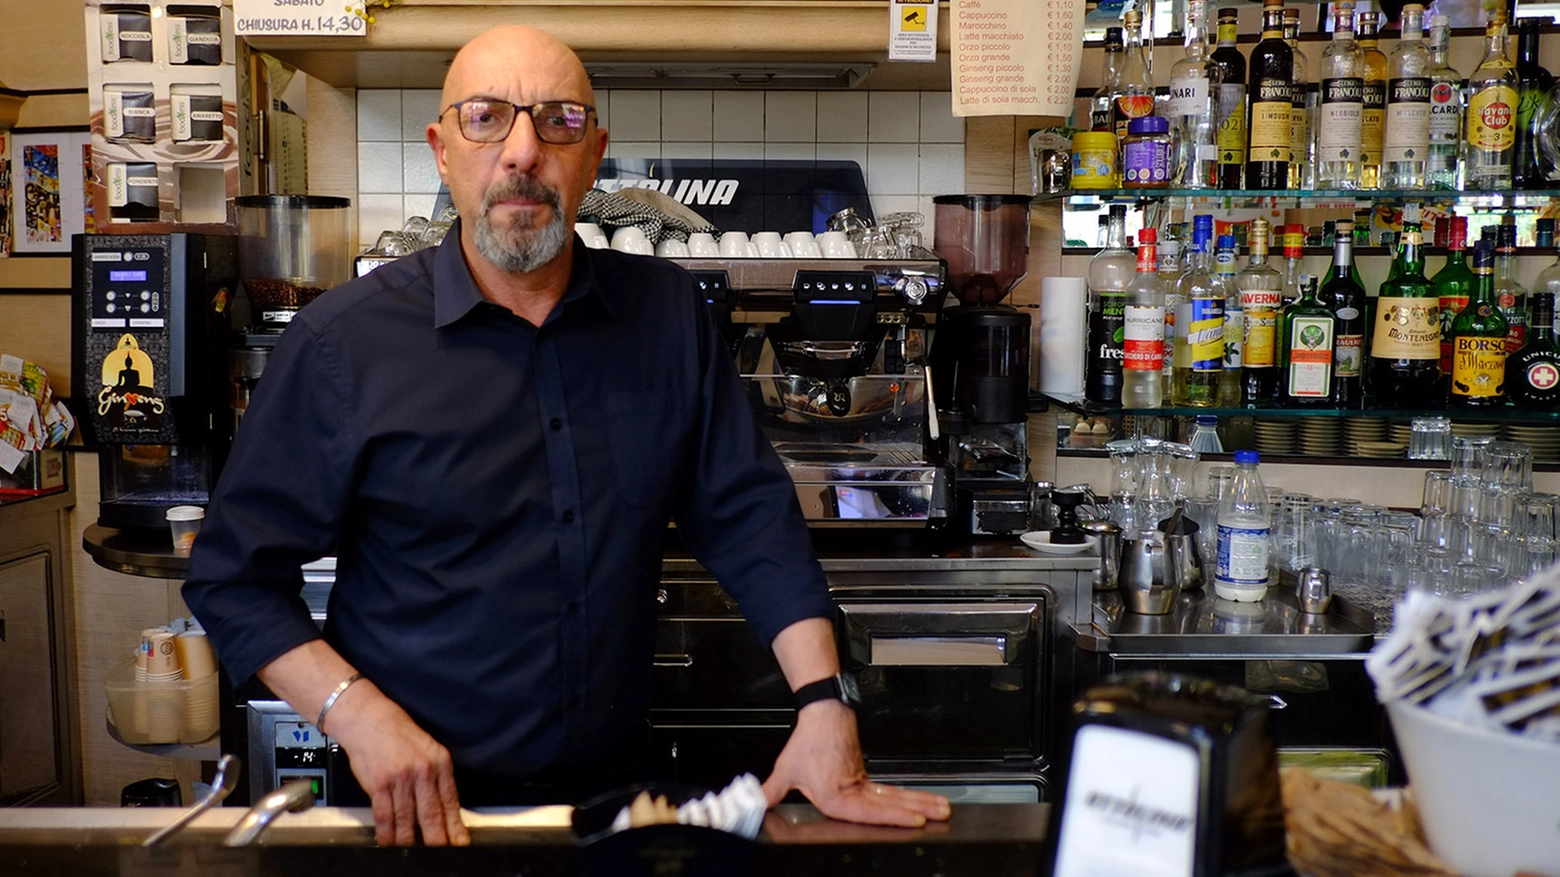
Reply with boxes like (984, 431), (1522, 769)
(0, 132), (11, 257)
(9, 131), (90, 254)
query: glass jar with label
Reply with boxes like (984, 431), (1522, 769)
(1122, 116), (1173, 189)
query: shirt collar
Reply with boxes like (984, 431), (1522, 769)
(432, 220), (620, 328)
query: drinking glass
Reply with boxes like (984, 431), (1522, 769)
(1421, 470), (1452, 517)
(1274, 494), (1313, 572)
(1449, 435), (1494, 481)
(1478, 485), (1520, 528)
(1480, 440), (1533, 491)
(1449, 476), (1483, 520)
(1408, 416), (1453, 460)
(1205, 466), (1235, 501)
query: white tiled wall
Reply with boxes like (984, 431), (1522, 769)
(355, 89), (966, 243)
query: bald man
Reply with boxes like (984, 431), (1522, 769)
(184, 25), (949, 847)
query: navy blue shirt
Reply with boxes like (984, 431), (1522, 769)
(183, 228), (833, 779)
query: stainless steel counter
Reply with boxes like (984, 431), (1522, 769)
(1068, 587), (1376, 658)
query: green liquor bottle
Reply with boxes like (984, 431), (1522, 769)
(1320, 227), (1367, 408)
(1449, 242), (1509, 408)
(1431, 216), (1475, 385)
(1370, 217), (1441, 408)
(1281, 276), (1336, 407)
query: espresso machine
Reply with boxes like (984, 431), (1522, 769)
(71, 233), (239, 529)
(675, 255), (948, 526)
(929, 194), (1034, 537)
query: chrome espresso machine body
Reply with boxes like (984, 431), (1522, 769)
(674, 256), (949, 527)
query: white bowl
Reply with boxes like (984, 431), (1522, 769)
(1386, 700), (1560, 877)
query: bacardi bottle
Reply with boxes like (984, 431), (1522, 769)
(1317, 1), (1364, 190)
(1466, 12), (1519, 189)
(1245, 0), (1293, 190)
(1092, 27), (1125, 131)
(1426, 15), (1464, 190)
(1383, 4), (1432, 190)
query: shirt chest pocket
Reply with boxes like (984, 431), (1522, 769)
(603, 390), (687, 508)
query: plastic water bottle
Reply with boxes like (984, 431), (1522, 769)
(1214, 450), (1271, 601)
(1188, 415), (1224, 453)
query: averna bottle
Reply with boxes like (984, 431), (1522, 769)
(1496, 222), (1529, 352)
(1170, 0), (1220, 189)
(1215, 450), (1271, 602)
(1246, 0), (1293, 190)
(1507, 291), (1560, 409)
(1238, 219), (1283, 406)
(1449, 242), (1510, 408)
(1280, 276), (1336, 407)
(1086, 205), (1134, 404)
(1173, 215), (1223, 407)
(1215, 234), (1244, 406)
(1356, 10), (1389, 189)
(1426, 15), (1464, 190)
(1113, 10), (1157, 141)
(1383, 4), (1433, 190)
(1466, 11), (1519, 189)
(1321, 223), (1367, 408)
(1284, 7), (1313, 191)
(1212, 7), (1248, 188)
(1317, 0), (1364, 190)
(1370, 217), (1442, 407)
(1431, 216), (1476, 384)
(1092, 27), (1125, 132)
(1514, 18), (1554, 189)
(1122, 228), (1166, 409)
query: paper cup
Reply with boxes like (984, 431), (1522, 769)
(166, 506), (204, 556)
(175, 630), (217, 679)
(145, 631), (181, 677)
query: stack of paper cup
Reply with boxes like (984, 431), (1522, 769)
(142, 630), (184, 743)
(177, 629), (220, 740)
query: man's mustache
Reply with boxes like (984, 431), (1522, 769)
(483, 176), (561, 212)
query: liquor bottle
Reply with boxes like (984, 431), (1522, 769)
(1087, 205), (1134, 403)
(1215, 234), (1244, 406)
(1284, 8), (1314, 190)
(1427, 15), (1464, 190)
(1355, 10), (1388, 189)
(1092, 27), (1126, 131)
(1514, 18), (1554, 189)
(1246, 0), (1293, 190)
(1161, 231), (1185, 398)
(1238, 219), (1283, 405)
(1321, 223), (1367, 407)
(1281, 276), (1336, 407)
(1212, 7), (1249, 188)
(1495, 222), (1529, 352)
(1531, 230), (1560, 332)
(1466, 12), (1519, 189)
(1432, 215), (1475, 382)
(1317, 0), (1364, 190)
(1449, 242), (1509, 408)
(1507, 291), (1560, 409)
(1383, 4), (1433, 190)
(1370, 217), (1441, 407)
(1113, 10), (1157, 141)
(1170, 0), (1220, 188)
(1280, 223), (1307, 306)
(1214, 449), (1271, 602)
(1173, 215), (1222, 406)
(1123, 228), (1167, 409)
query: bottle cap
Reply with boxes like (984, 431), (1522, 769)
(1127, 115), (1170, 134)
(1234, 450), (1260, 465)
(1139, 227), (1158, 243)
(1498, 223), (1519, 248)
(1104, 26), (1123, 46)
(1196, 415), (1218, 426)
(1216, 233), (1236, 250)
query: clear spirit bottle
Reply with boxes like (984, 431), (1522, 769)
(1169, 0), (1220, 188)
(1466, 12), (1519, 189)
(1426, 15), (1464, 190)
(1383, 4), (1432, 190)
(1317, 1), (1364, 190)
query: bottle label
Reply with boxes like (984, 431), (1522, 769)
(1249, 79), (1292, 162)
(1114, 94), (1157, 140)
(1468, 85), (1519, 151)
(1173, 302), (1193, 368)
(1318, 77), (1364, 162)
(1335, 332), (1363, 378)
(1164, 305), (1177, 375)
(1123, 304), (1166, 371)
(1518, 85), (1547, 135)
(1429, 80), (1461, 143)
(1290, 88), (1311, 164)
(1217, 83), (1248, 165)
(1217, 523), (1271, 586)
(1287, 316), (1335, 397)
(1168, 76), (1211, 118)
(1384, 77), (1431, 162)
(1239, 288), (1280, 368)
(1524, 360), (1560, 395)
(1361, 80), (1386, 165)
(1123, 138), (1173, 185)
(1439, 293), (1470, 373)
(1089, 291), (1128, 382)
(1451, 332), (1507, 398)
(1223, 307), (1244, 370)
(1189, 296), (1225, 372)
(1372, 295), (1442, 360)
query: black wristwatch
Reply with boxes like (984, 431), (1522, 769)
(794, 672), (861, 711)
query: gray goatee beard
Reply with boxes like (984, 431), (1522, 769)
(473, 176), (569, 273)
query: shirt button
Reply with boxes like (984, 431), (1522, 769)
(562, 509), (576, 523)
(550, 417), (563, 431)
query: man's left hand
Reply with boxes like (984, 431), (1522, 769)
(761, 700), (951, 827)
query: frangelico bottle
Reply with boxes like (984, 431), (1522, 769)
(1370, 219), (1441, 407)
(1246, 0), (1293, 190)
(1087, 205), (1134, 403)
(1212, 8), (1248, 188)
(1321, 223), (1367, 408)
(1507, 292), (1560, 409)
(1449, 242), (1509, 408)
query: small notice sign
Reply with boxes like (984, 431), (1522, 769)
(952, 0), (1082, 117)
(235, 0), (369, 37)
(889, 0), (938, 62)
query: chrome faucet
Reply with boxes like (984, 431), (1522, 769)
(142, 754), (240, 847)
(223, 779), (317, 847)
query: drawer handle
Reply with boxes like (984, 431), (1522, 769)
(653, 653), (693, 668)
(868, 636), (1008, 667)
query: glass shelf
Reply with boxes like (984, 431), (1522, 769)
(1042, 393), (1560, 424)
(1040, 187), (1560, 206)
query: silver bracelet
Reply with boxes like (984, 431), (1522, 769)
(316, 672), (364, 734)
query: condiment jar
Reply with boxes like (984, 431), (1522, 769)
(1121, 116), (1172, 189)
(1071, 132), (1119, 189)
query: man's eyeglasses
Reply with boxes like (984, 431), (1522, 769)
(442, 99), (596, 145)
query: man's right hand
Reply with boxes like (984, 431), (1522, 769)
(323, 681), (471, 846)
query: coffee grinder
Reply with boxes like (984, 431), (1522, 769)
(930, 194), (1034, 536)
(72, 233), (239, 529)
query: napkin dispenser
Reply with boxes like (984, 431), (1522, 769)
(1049, 672), (1288, 877)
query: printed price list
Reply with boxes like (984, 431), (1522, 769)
(953, 0), (1080, 117)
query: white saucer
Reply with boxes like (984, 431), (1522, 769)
(1019, 531), (1098, 555)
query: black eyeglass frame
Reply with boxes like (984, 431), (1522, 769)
(440, 99), (598, 145)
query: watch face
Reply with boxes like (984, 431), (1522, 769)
(839, 672), (861, 705)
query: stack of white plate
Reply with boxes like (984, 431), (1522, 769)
(1388, 420), (1414, 446)
(1505, 425), (1560, 462)
(1352, 439), (1409, 458)
(1298, 419), (1342, 457)
(1253, 418), (1297, 456)
(1449, 421), (1502, 441)
(1344, 417), (1404, 457)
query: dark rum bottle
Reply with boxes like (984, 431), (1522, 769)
(1245, 0), (1293, 190)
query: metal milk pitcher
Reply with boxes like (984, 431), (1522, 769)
(1119, 530), (1179, 614)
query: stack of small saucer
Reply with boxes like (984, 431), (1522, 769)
(1298, 419), (1342, 457)
(1344, 417), (1405, 458)
(1253, 418), (1298, 456)
(1388, 420), (1415, 447)
(1505, 425), (1560, 462)
(1449, 420), (1502, 441)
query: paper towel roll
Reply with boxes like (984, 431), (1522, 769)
(1039, 276), (1088, 395)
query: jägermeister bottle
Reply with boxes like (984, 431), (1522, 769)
(1281, 276), (1336, 407)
